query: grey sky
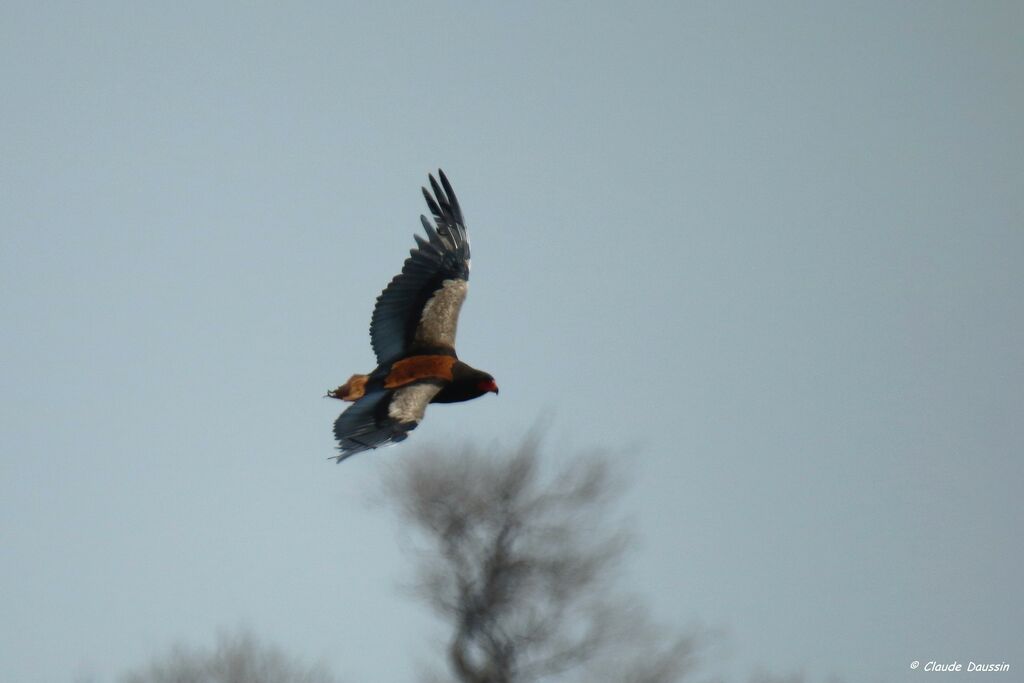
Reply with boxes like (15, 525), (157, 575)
(2, 2), (1021, 682)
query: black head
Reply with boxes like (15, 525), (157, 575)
(432, 365), (499, 404)
(475, 372), (499, 396)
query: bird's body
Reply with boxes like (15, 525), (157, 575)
(327, 171), (497, 462)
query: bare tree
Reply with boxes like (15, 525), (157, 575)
(120, 629), (338, 683)
(382, 434), (698, 683)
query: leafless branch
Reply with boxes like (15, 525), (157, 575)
(382, 435), (699, 683)
(119, 629), (338, 683)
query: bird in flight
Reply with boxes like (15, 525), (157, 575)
(326, 170), (498, 462)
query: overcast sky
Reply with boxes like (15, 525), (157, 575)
(2, 2), (1021, 682)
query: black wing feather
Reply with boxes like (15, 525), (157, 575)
(332, 390), (414, 462)
(369, 170), (470, 365)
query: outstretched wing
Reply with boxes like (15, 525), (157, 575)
(369, 170), (471, 366)
(332, 382), (443, 462)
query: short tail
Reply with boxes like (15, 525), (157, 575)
(326, 373), (369, 401)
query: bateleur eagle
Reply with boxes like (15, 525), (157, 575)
(327, 170), (498, 462)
